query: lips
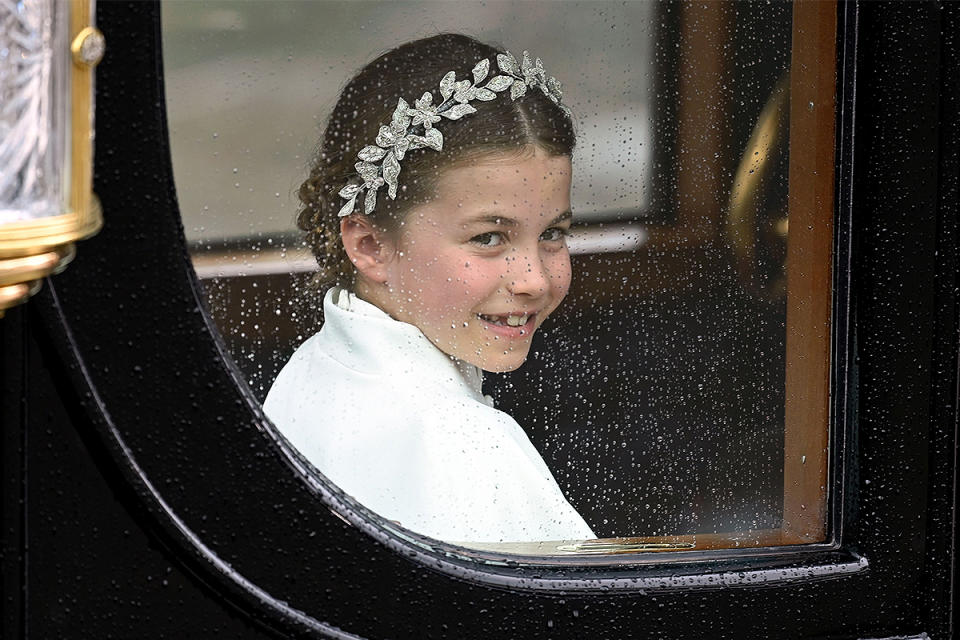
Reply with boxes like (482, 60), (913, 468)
(476, 312), (538, 337)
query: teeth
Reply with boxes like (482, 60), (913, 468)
(478, 313), (531, 327)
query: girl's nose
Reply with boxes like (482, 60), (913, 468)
(505, 248), (550, 297)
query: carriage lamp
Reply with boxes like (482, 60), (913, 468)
(0, 0), (103, 317)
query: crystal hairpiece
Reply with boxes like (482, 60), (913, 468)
(337, 50), (567, 217)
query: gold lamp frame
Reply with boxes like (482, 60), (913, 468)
(0, 0), (104, 316)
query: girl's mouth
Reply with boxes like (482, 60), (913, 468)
(479, 313), (530, 327)
(477, 312), (537, 337)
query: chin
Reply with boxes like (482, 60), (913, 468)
(480, 362), (524, 374)
(474, 350), (530, 373)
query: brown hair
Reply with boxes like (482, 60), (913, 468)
(296, 33), (576, 291)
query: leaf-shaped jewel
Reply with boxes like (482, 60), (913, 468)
(394, 136), (411, 161)
(521, 51), (534, 76)
(392, 98), (410, 128)
(485, 75), (514, 92)
(358, 145), (388, 162)
(538, 82), (550, 96)
(547, 76), (562, 99)
(356, 161), (380, 185)
(473, 87), (496, 101)
(382, 151), (401, 199)
(439, 71), (456, 100)
(364, 187), (378, 214)
(338, 183), (361, 199)
(414, 92), (433, 110)
(423, 127), (443, 151)
(534, 57), (547, 84)
(338, 194), (358, 217)
(376, 125), (398, 148)
(510, 81), (527, 100)
(497, 51), (520, 76)
(472, 58), (490, 85)
(441, 103), (477, 120)
(453, 79), (474, 103)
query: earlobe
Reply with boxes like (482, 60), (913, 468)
(340, 215), (392, 284)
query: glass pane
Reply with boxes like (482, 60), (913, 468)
(163, 0), (834, 553)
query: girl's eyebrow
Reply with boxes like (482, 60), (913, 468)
(463, 210), (573, 227)
(463, 213), (520, 227)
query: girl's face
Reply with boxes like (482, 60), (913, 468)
(378, 147), (573, 372)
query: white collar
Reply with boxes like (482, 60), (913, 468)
(317, 287), (486, 400)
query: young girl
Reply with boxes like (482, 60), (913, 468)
(264, 33), (594, 544)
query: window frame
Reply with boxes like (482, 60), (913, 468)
(189, 0), (837, 552)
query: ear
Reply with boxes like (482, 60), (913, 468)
(340, 215), (394, 284)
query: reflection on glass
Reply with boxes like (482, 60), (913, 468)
(163, 1), (834, 553)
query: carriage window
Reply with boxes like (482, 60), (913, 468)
(163, 1), (836, 553)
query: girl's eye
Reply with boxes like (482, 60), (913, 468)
(540, 227), (569, 242)
(470, 232), (506, 248)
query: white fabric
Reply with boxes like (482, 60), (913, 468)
(263, 287), (594, 543)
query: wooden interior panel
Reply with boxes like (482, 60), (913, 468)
(781, 0), (837, 544)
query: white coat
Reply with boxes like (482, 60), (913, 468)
(263, 287), (594, 543)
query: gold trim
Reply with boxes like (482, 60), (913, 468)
(0, 246), (74, 287)
(0, 281), (43, 317)
(0, 197), (101, 258)
(71, 26), (105, 67)
(0, 245), (74, 314)
(69, 0), (99, 240)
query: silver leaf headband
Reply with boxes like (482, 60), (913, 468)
(337, 50), (568, 217)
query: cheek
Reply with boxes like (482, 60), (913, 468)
(443, 259), (505, 307)
(548, 251), (572, 299)
(402, 251), (501, 314)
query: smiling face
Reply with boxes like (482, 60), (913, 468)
(358, 147), (573, 372)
